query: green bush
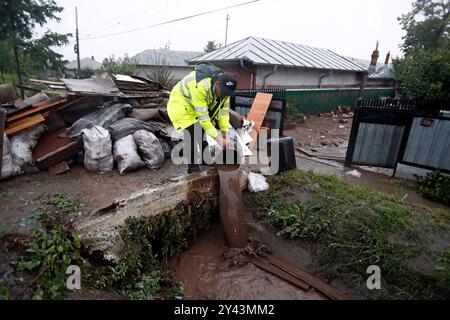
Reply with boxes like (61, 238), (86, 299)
(416, 170), (450, 205)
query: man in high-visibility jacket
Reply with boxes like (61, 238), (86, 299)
(167, 63), (238, 173)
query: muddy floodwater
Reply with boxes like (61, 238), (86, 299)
(168, 221), (326, 300)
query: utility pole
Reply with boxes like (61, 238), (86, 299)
(75, 7), (81, 79)
(225, 14), (230, 46)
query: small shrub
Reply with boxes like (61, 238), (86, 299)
(16, 225), (81, 299)
(416, 170), (450, 205)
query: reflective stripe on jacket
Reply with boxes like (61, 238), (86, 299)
(167, 70), (230, 139)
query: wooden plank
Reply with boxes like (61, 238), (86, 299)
(5, 113), (45, 136)
(29, 78), (65, 86)
(6, 98), (67, 122)
(245, 93), (273, 150)
(266, 254), (350, 300)
(248, 256), (310, 291)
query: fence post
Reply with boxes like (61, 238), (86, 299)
(345, 103), (361, 167)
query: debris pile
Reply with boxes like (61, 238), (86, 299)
(0, 75), (175, 180)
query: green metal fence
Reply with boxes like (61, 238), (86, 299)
(236, 87), (395, 114)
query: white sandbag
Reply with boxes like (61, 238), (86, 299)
(1, 134), (22, 180)
(133, 130), (165, 170)
(248, 172), (269, 193)
(113, 135), (144, 175)
(10, 124), (46, 169)
(81, 126), (113, 174)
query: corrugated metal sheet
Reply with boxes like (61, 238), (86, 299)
(189, 37), (366, 72)
(352, 123), (404, 167)
(403, 117), (450, 170)
(132, 49), (203, 67)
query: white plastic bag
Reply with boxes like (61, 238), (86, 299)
(346, 169), (361, 179)
(248, 172), (269, 192)
(113, 135), (144, 175)
(10, 124), (45, 169)
(133, 130), (165, 170)
(81, 126), (113, 174)
(1, 134), (22, 180)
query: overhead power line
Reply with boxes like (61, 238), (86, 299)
(80, 0), (261, 41)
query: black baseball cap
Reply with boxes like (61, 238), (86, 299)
(216, 73), (237, 97)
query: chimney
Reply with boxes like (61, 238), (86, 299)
(368, 41), (379, 75)
(384, 51), (390, 65)
(91, 56), (95, 60)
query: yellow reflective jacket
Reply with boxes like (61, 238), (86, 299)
(167, 66), (230, 139)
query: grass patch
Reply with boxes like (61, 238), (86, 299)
(391, 178), (417, 191)
(246, 169), (450, 299)
(44, 194), (82, 213)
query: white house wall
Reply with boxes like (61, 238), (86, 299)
(255, 65), (360, 89)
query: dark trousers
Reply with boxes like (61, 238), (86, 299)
(185, 122), (208, 165)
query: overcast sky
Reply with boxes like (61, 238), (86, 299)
(40, 0), (415, 63)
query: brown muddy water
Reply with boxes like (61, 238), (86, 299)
(168, 221), (326, 300)
(216, 164), (248, 248)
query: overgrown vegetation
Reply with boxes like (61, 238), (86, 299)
(84, 203), (214, 299)
(13, 195), (83, 300)
(3, 190), (215, 300)
(99, 55), (136, 76)
(143, 51), (174, 88)
(16, 225), (82, 299)
(246, 169), (450, 299)
(416, 170), (450, 205)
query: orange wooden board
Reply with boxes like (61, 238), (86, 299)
(7, 98), (67, 122)
(6, 113), (45, 136)
(245, 93), (273, 149)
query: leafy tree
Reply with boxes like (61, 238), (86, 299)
(22, 31), (69, 77)
(0, 0), (70, 92)
(394, 0), (450, 105)
(399, 0), (449, 54)
(99, 55), (136, 76)
(203, 40), (222, 53)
